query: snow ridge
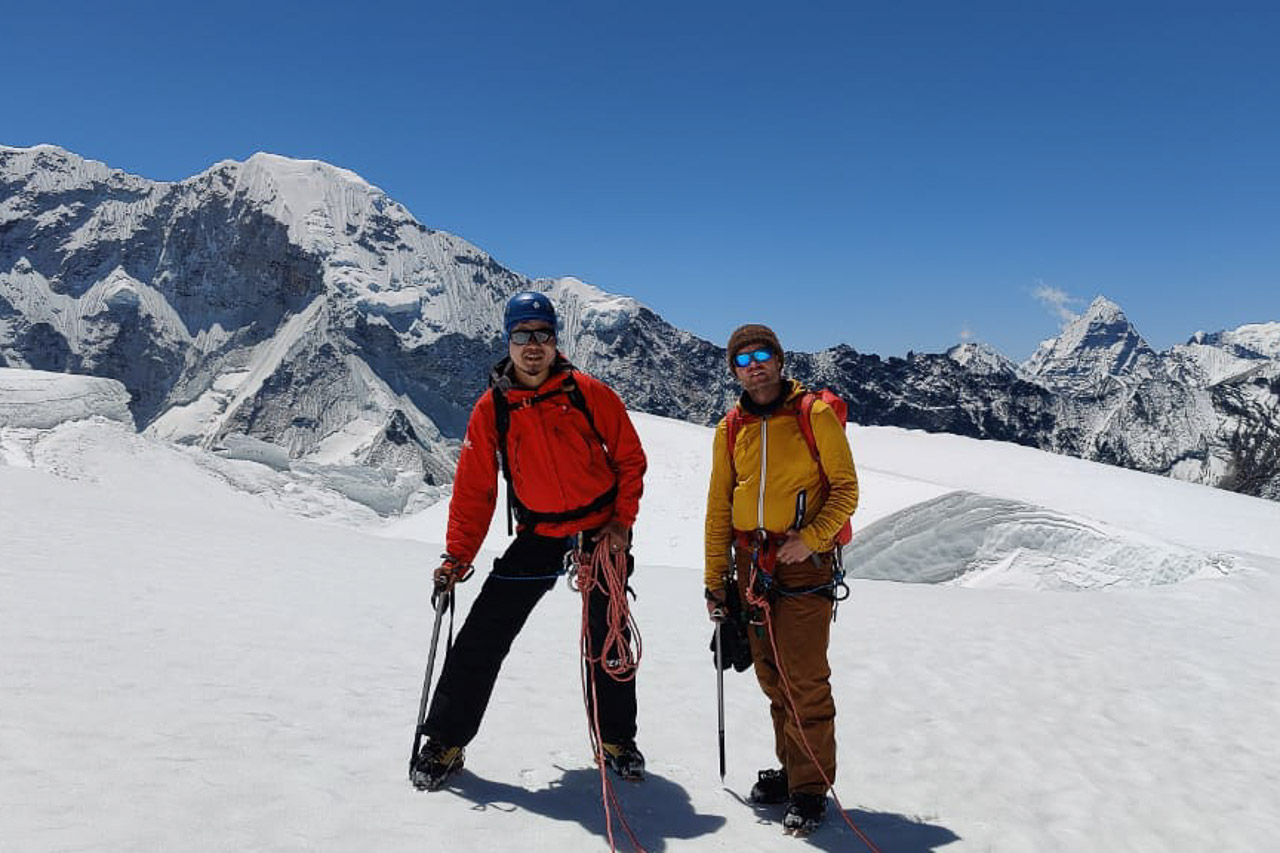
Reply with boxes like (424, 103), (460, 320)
(846, 489), (1232, 590)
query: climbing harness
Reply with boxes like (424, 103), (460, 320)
(735, 528), (850, 617)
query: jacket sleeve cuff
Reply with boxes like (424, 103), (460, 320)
(799, 527), (826, 554)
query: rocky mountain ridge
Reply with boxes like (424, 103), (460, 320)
(3, 145), (1277, 509)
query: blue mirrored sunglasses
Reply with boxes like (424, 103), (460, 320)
(509, 328), (555, 345)
(733, 348), (775, 367)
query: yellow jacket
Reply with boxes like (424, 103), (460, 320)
(704, 380), (859, 590)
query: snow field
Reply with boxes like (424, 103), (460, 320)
(3, 386), (1280, 851)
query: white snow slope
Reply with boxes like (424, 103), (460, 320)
(3, 372), (1279, 852)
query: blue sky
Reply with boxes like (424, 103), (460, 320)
(4, 1), (1278, 359)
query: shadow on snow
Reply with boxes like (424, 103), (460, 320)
(444, 766), (959, 851)
(446, 766), (725, 850)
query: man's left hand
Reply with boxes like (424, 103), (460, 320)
(592, 519), (631, 555)
(776, 529), (813, 565)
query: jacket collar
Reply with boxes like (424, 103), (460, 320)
(737, 377), (804, 417)
(490, 352), (574, 397)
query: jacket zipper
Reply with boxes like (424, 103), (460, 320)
(757, 416), (768, 527)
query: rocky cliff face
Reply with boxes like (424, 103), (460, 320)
(0, 146), (740, 509)
(3, 145), (1277, 509)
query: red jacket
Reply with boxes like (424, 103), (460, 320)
(446, 356), (647, 564)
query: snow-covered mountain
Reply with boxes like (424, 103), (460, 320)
(1022, 296), (1163, 392)
(1192, 322), (1280, 360)
(3, 144), (1277, 506)
(1013, 298), (1280, 499)
(0, 145), (732, 512)
(946, 340), (1022, 378)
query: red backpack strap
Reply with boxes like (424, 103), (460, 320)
(799, 390), (854, 547)
(796, 393), (824, 477)
(724, 408), (743, 471)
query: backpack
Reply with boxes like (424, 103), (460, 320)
(491, 370), (617, 534)
(724, 388), (853, 547)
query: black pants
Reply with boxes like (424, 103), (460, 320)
(423, 530), (638, 748)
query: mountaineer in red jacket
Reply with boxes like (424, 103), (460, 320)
(411, 291), (647, 791)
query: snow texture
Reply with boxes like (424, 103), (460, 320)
(3, 370), (1280, 851)
(0, 366), (134, 429)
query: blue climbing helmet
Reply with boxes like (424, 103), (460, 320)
(503, 291), (557, 338)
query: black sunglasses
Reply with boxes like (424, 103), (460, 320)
(510, 328), (556, 345)
(733, 348), (775, 367)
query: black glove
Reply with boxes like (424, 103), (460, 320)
(708, 586), (754, 673)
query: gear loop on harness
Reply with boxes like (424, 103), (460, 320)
(564, 534), (585, 591)
(734, 527), (848, 612)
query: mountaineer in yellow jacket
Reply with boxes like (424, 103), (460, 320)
(704, 323), (858, 834)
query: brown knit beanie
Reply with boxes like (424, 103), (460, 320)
(726, 323), (783, 373)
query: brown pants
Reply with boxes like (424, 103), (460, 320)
(737, 548), (836, 796)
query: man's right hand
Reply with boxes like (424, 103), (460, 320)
(705, 587), (728, 622)
(434, 555), (473, 595)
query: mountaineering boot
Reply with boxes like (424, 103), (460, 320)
(601, 740), (645, 781)
(410, 739), (465, 791)
(749, 767), (789, 804)
(782, 792), (827, 835)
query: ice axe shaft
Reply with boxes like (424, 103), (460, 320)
(410, 588), (450, 770)
(715, 619), (726, 781)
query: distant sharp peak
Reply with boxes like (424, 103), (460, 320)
(1026, 297), (1129, 359)
(1022, 294), (1159, 389)
(1188, 322), (1280, 360)
(947, 341), (1020, 376)
(1059, 294), (1145, 345)
(1080, 294), (1125, 321)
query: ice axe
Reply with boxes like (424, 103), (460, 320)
(410, 584), (451, 775)
(715, 617), (726, 782)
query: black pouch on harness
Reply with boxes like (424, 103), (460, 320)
(709, 585), (754, 673)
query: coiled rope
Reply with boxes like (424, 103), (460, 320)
(570, 536), (645, 852)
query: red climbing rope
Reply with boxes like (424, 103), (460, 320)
(745, 552), (884, 853)
(573, 536), (645, 853)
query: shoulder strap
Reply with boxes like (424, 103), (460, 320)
(724, 408), (743, 472)
(492, 370), (616, 535)
(796, 393), (823, 468)
(494, 371), (609, 467)
(563, 374), (610, 458)
(492, 386), (513, 475)
(490, 387), (518, 534)
(798, 391), (854, 547)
